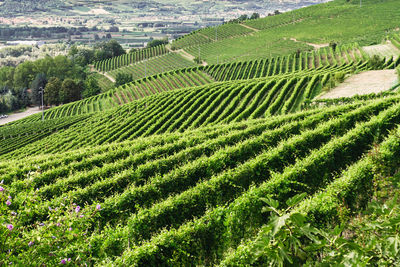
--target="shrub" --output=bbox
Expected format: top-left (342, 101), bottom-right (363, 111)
top-left (334, 71), bottom-right (345, 83)
top-left (368, 55), bottom-right (384, 69)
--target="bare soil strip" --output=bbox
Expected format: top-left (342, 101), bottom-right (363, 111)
top-left (318, 70), bottom-right (399, 99)
top-left (90, 65), bottom-right (116, 83)
top-left (239, 24), bottom-right (260, 32)
top-left (290, 37), bottom-right (329, 49)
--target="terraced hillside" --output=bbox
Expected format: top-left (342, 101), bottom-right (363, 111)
top-left (107, 52), bottom-right (197, 81)
top-left (21, 43), bottom-right (391, 121)
top-left (94, 45), bottom-right (168, 72)
top-left (170, 0), bottom-right (400, 64)
top-left (2, 92), bottom-right (400, 265)
top-left (2, 0), bottom-right (400, 266)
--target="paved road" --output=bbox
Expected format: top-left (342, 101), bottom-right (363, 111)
top-left (0, 107), bottom-right (43, 126)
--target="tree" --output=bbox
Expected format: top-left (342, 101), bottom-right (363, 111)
top-left (30, 73), bottom-right (47, 106)
top-left (0, 66), bottom-right (15, 88)
top-left (115, 73), bottom-right (132, 87)
top-left (44, 77), bottom-right (62, 106)
top-left (146, 38), bottom-right (168, 48)
top-left (60, 78), bottom-right (83, 103)
top-left (82, 76), bottom-right (101, 98)
top-left (13, 61), bottom-right (36, 90)
top-left (250, 13), bottom-right (260, 20)
top-left (94, 40), bottom-right (126, 61)
top-left (329, 41), bottom-right (338, 51)
top-left (238, 15), bottom-right (248, 21)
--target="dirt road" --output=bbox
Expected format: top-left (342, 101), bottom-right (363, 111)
top-left (318, 70), bottom-right (398, 99)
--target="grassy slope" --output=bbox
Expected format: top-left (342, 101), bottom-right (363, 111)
top-left (181, 0), bottom-right (400, 64)
top-left (2, 1), bottom-right (400, 265)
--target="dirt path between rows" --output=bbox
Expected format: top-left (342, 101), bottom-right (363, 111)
top-left (290, 38), bottom-right (329, 49)
top-left (318, 70), bottom-right (399, 99)
top-left (90, 65), bottom-right (116, 83)
top-left (102, 72), bottom-right (116, 83)
top-left (0, 107), bottom-right (43, 126)
top-left (239, 24), bottom-right (260, 32)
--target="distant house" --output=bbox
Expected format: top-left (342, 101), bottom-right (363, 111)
top-left (6, 40), bottom-right (46, 47)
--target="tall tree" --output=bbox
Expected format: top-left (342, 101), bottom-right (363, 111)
top-left (44, 77), bottom-right (62, 106)
top-left (30, 73), bottom-right (47, 106)
top-left (60, 78), bottom-right (83, 103)
top-left (82, 76), bottom-right (101, 98)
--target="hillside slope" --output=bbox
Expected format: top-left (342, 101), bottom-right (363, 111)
top-left (2, 0), bottom-right (400, 265)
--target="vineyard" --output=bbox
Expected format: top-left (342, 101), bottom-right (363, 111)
top-left (107, 52), bottom-right (197, 81)
top-left (170, 23), bottom-right (255, 50)
top-left (16, 42), bottom-right (392, 121)
top-left (390, 33), bottom-right (400, 50)
top-left (2, 0), bottom-right (400, 265)
top-left (169, 0), bottom-right (400, 64)
top-left (2, 93), bottom-right (400, 265)
top-left (93, 45), bottom-right (168, 72)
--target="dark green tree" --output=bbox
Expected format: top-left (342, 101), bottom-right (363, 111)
top-left (146, 38), bottom-right (168, 48)
top-left (30, 73), bottom-right (47, 106)
top-left (82, 76), bottom-right (101, 98)
top-left (44, 77), bottom-right (62, 106)
top-left (60, 78), bottom-right (83, 103)
top-left (250, 13), bottom-right (260, 20)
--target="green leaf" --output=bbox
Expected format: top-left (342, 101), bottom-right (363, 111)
top-left (260, 197), bottom-right (279, 209)
top-left (272, 214), bottom-right (290, 236)
top-left (290, 213), bottom-right (306, 226)
top-left (286, 193), bottom-right (307, 207)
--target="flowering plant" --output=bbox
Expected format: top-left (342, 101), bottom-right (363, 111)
top-left (0, 171), bottom-right (101, 265)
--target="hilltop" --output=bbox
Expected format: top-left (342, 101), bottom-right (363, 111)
top-left (1, 0), bottom-right (400, 265)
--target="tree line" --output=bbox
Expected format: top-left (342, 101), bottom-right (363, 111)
top-left (0, 40), bottom-right (126, 113)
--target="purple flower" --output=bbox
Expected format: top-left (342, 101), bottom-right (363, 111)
top-left (68, 227), bottom-right (72, 231)
top-left (79, 215), bottom-right (84, 218)
top-left (68, 258), bottom-right (71, 262)
top-left (39, 223), bottom-right (45, 226)
top-left (48, 206), bottom-right (52, 211)
top-left (96, 204), bottom-right (101, 210)
top-left (52, 236), bottom-right (56, 239)
top-left (28, 241), bottom-right (34, 247)
top-left (6, 200), bottom-right (11, 206)
top-left (7, 224), bottom-right (13, 231)
top-left (0, 186), bottom-right (4, 192)
top-left (75, 206), bottom-right (80, 213)
top-left (7, 196), bottom-right (11, 199)
top-left (11, 211), bottom-right (17, 216)
top-left (56, 222), bottom-right (61, 227)
top-left (60, 259), bottom-right (66, 265)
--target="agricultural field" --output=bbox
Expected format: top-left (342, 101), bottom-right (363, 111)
top-left (172, 0), bottom-right (400, 64)
top-left (2, 0), bottom-right (400, 266)
top-left (21, 42), bottom-right (380, 120)
top-left (107, 52), bottom-right (197, 81)
top-left (94, 45), bottom-right (168, 72)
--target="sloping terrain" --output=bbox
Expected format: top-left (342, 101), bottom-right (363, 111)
top-left (2, 0), bottom-right (400, 266)
top-left (319, 70), bottom-right (399, 99)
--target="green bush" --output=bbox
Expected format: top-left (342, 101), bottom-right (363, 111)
top-left (334, 71), bottom-right (345, 83)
